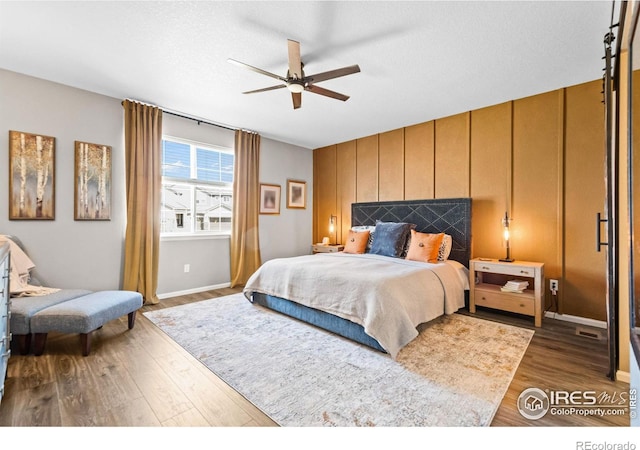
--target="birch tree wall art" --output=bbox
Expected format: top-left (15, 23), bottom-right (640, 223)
top-left (74, 141), bottom-right (111, 220)
top-left (9, 130), bottom-right (55, 220)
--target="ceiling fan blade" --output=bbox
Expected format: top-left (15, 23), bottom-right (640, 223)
top-left (306, 65), bottom-right (360, 84)
top-left (287, 39), bottom-right (302, 80)
top-left (242, 84), bottom-right (287, 94)
top-left (227, 58), bottom-right (287, 83)
top-left (292, 92), bottom-right (302, 109)
top-left (306, 84), bottom-right (350, 102)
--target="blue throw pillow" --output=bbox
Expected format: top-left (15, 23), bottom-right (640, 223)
top-left (369, 221), bottom-right (415, 258)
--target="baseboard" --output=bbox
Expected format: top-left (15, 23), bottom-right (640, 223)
top-left (544, 311), bottom-right (607, 329)
top-left (543, 313), bottom-right (631, 384)
top-left (616, 370), bottom-right (631, 383)
top-left (157, 282), bottom-right (231, 300)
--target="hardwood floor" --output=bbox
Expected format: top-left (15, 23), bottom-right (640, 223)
top-left (459, 308), bottom-right (630, 427)
top-left (0, 287), bottom-right (630, 427)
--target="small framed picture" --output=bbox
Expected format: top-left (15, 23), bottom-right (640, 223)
top-left (259, 183), bottom-right (281, 214)
top-left (74, 141), bottom-right (112, 220)
top-left (9, 130), bottom-right (56, 220)
top-left (286, 179), bottom-right (306, 209)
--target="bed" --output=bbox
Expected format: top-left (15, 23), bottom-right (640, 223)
top-left (243, 198), bottom-right (472, 358)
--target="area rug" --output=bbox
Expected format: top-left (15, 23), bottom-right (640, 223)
top-left (144, 293), bottom-right (534, 427)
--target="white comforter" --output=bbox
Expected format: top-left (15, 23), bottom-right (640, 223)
top-left (243, 252), bottom-right (469, 358)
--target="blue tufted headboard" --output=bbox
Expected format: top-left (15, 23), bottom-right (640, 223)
top-left (351, 198), bottom-right (472, 267)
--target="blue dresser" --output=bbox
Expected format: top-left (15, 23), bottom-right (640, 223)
top-left (0, 242), bottom-right (10, 404)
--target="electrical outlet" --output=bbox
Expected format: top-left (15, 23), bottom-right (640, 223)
top-left (184, 264), bottom-right (190, 273)
top-left (549, 279), bottom-right (558, 292)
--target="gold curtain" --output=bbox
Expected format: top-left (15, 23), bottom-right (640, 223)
top-left (230, 130), bottom-right (262, 287)
top-left (122, 100), bottom-right (163, 304)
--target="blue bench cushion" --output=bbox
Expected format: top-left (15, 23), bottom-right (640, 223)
top-left (31, 290), bottom-right (143, 334)
top-left (10, 289), bottom-right (93, 334)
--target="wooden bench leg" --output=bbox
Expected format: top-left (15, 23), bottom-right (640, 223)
top-left (80, 333), bottom-right (92, 357)
top-left (16, 334), bottom-right (32, 355)
top-left (128, 310), bottom-right (137, 330)
top-left (33, 333), bottom-right (47, 356)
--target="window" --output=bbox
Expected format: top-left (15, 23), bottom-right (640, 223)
top-left (161, 137), bottom-right (234, 235)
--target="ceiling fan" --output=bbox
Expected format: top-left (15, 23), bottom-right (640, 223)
top-left (228, 39), bottom-right (360, 110)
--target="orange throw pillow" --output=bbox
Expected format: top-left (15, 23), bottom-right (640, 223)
top-left (405, 230), bottom-right (444, 263)
top-left (343, 230), bottom-right (370, 254)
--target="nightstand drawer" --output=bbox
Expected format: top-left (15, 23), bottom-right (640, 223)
top-left (474, 289), bottom-right (535, 316)
top-left (473, 262), bottom-right (536, 277)
top-left (312, 244), bottom-right (344, 253)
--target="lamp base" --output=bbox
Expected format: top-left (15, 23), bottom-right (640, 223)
top-left (499, 257), bottom-right (514, 263)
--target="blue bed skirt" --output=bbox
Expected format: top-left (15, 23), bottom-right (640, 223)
top-left (250, 292), bottom-right (386, 353)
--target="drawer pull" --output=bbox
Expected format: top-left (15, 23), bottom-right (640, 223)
top-left (482, 266), bottom-right (491, 270)
top-left (520, 270), bottom-right (531, 275)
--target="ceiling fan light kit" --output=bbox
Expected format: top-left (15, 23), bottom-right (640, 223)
top-left (287, 81), bottom-right (305, 93)
top-left (229, 39), bottom-right (360, 109)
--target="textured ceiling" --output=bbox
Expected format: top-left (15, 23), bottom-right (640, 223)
top-left (0, 1), bottom-right (615, 149)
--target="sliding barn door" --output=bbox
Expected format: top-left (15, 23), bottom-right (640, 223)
top-left (602, 31), bottom-right (619, 381)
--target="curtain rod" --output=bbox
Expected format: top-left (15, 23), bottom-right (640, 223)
top-left (122, 98), bottom-right (257, 134)
top-left (163, 109), bottom-right (237, 132)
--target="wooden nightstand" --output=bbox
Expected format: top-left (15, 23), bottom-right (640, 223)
top-left (469, 258), bottom-right (544, 327)
top-left (312, 244), bottom-right (344, 254)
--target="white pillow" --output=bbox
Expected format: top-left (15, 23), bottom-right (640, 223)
top-left (438, 234), bottom-right (452, 261)
top-left (351, 225), bottom-right (376, 232)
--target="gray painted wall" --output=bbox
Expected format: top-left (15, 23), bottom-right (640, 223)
top-left (158, 114), bottom-right (313, 296)
top-left (0, 69), bottom-right (125, 290)
top-left (0, 69), bottom-right (313, 296)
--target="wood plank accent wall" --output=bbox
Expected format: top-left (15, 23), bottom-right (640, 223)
top-left (470, 102), bottom-right (512, 261)
top-left (404, 122), bottom-right (435, 199)
top-left (356, 135), bottom-right (379, 202)
top-left (435, 112), bottom-right (471, 198)
top-left (512, 90), bottom-right (563, 307)
top-left (564, 81), bottom-right (606, 319)
top-left (378, 129), bottom-right (405, 201)
top-left (336, 140), bottom-right (357, 245)
top-left (313, 145), bottom-right (336, 245)
top-left (313, 79), bottom-right (607, 321)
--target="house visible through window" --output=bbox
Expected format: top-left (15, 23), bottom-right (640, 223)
top-left (161, 137), bottom-right (234, 234)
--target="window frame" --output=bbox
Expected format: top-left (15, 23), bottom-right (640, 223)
top-left (160, 135), bottom-right (234, 237)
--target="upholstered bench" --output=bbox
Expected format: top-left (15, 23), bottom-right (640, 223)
top-left (11, 289), bottom-right (93, 354)
top-left (30, 290), bottom-right (143, 356)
